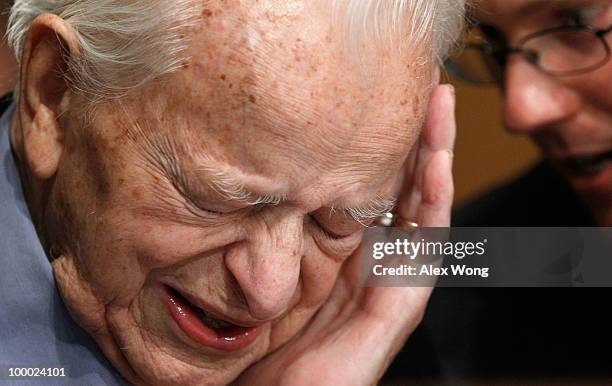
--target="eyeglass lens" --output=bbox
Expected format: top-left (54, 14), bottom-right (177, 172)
top-left (447, 27), bottom-right (610, 84)
top-left (523, 29), bottom-right (609, 75)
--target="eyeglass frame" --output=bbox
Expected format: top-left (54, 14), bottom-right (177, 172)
top-left (458, 23), bottom-right (612, 83)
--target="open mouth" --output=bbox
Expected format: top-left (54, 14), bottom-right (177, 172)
top-left (558, 150), bottom-right (612, 176)
top-left (159, 284), bottom-right (263, 352)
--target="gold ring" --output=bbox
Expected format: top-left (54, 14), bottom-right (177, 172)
top-left (394, 216), bottom-right (419, 229)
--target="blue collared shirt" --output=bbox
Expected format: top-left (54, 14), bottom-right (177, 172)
top-left (0, 102), bottom-right (125, 385)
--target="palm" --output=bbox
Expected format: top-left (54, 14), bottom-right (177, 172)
top-left (236, 84), bottom-right (456, 386)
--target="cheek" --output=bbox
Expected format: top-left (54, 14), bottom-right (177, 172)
top-left (68, 212), bottom-right (149, 306)
top-left (48, 142), bottom-right (163, 306)
top-left (266, 238), bottom-right (347, 350)
top-left (299, 234), bottom-right (356, 305)
top-left (575, 61), bottom-right (612, 111)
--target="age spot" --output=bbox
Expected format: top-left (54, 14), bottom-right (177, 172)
top-left (131, 187), bottom-right (144, 200)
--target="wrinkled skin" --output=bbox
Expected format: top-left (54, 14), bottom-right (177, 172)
top-left (476, 1), bottom-right (612, 225)
top-left (10, 1), bottom-right (447, 385)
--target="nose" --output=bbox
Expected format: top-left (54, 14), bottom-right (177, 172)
top-left (224, 210), bottom-right (303, 321)
top-left (503, 57), bottom-right (581, 134)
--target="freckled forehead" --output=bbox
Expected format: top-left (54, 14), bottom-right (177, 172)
top-left (159, 0), bottom-right (431, 191)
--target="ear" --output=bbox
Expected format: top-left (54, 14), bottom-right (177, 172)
top-left (18, 14), bottom-right (80, 179)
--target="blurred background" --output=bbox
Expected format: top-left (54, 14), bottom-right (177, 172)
top-left (450, 77), bottom-right (540, 205)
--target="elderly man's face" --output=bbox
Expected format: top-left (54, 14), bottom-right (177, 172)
top-left (45, 1), bottom-right (430, 384)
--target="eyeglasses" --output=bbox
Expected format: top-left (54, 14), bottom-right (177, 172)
top-left (446, 24), bottom-right (612, 84)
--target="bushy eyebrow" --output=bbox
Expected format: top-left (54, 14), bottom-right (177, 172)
top-left (340, 195), bottom-right (397, 225)
top-left (195, 162), bottom-right (397, 222)
top-left (195, 162), bottom-right (396, 220)
top-left (196, 164), bottom-right (286, 206)
top-left (129, 120), bottom-right (284, 208)
top-left (137, 125), bottom-right (395, 217)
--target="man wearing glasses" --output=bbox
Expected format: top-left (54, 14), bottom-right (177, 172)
top-left (387, 2), bottom-right (612, 383)
top-left (450, 2), bottom-right (612, 228)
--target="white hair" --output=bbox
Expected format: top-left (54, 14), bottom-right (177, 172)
top-left (334, 0), bottom-right (465, 63)
top-left (7, 0), bottom-right (200, 102)
top-left (7, 0), bottom-right (465, 103)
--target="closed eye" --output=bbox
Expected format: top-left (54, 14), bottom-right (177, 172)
top-left (307, 211), bottom-right (367, 240)
top-left (308, 214), bottom-right (351, 240)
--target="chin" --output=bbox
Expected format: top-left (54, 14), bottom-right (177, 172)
top-left (92, 286), bottom-right (272, 386)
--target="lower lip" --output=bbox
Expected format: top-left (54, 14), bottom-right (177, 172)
top-left (567, 160), bottom-right (612, 194)
top-left (158, 285), bottom-right (262, 352)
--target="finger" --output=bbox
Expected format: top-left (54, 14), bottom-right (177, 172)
top-left (417, 83), bottom-right (456, 227)
top-left (418, 149), bottom-right (454, 227)
top-left (397, 84), bottom-right (456, 221)
top-left (414, 84), bottom-right (456, 194)
top-left (421, 84), bottom-right (456, 153)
